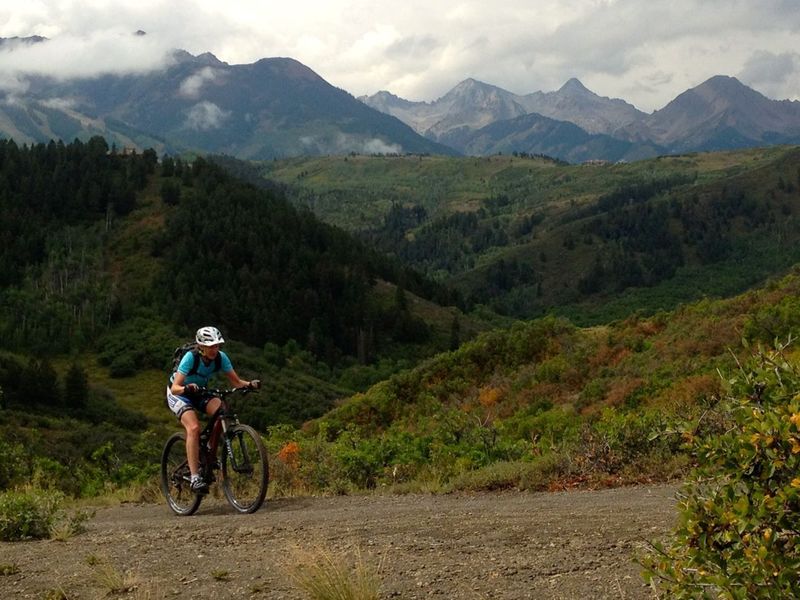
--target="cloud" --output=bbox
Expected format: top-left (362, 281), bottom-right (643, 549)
top-left (0, 72), bottom-right (30, 100)
top-left (360, 137), bottom-right (403, 155)
top-left (179, 66), bottom-right (223, 98)
top-left (738, 50), bottom-right (800, 100)
top-left (39, 97), bottom-right (77, 110)
top-left (184, 101), bottom-right (230, 130)
top-left (0, 29), bottom-right (173, 87)
top-left (300, 133), bottom-right (403, 155)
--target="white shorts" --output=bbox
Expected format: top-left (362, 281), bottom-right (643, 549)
top-left (166, 386), bottom-right (203, 420)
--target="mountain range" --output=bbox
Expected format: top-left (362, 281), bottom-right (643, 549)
top-left (2, 35), bottom-right (800, 162)
top-left (0, 36), bottom-right (453, 158)
top-left (361, 75), bottom-right (800, 161)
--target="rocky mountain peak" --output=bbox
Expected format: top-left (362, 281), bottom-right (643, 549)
top-left (444, 78), bottom-right (503, 100)
top-left (359, 90), bottom-right (421, 111)
top-left (693, 75), bottom-right (764, 105)
top-left (558, 78), bottom-right (592, 96)
top-left (631, 74), bottom-right (800, 149)
top-left (195, 51), bottom-right (224, 66)
top-left (662, 75), bottom-right (770, 117)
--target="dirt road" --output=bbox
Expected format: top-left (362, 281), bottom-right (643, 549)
top-left (1, 484), bottom-right (678, 599)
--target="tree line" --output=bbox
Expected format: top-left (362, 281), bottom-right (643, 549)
top-left (0, 137), bottom-right (460, 366)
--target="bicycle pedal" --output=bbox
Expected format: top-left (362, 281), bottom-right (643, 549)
top-left (190, 480), bottom-right (210, 494)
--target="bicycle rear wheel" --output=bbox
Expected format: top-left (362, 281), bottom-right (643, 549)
top-left (221, 424), bottom-right (269, 513)
top-left (160, 432), bottom-right (203, 516)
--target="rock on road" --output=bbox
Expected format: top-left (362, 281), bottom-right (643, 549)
top-left (1, 484), bottom-right (678, 599)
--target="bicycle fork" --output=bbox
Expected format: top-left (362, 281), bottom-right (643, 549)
top-left (222, 421), bottom-right (254, 475)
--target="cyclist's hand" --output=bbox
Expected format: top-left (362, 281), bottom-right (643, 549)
top-left (184, 383), bottom-right (199, 396)
top-left (249, 379), bottom-right (261, 390)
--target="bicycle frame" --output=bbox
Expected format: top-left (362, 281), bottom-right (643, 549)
top-left (200, 404), bottom-right (254, 475)
top-left (200, 404), bottom-right (228, 463)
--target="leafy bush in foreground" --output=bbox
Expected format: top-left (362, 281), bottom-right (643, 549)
top-left (0, 488), bottom-right (64, 541)
top-left (645, 342), bottom-right (800, 599)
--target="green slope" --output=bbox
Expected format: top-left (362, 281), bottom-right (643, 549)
top-left (271, 267), bottom-right (800, 493)
top-left (0, 145), bottom-right (486, 423)
top-left (262, 146), bottom-right (800, 324)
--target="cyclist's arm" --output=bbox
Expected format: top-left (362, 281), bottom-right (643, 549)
top-left (171, 371), bottom-right (192, 396)
top-left (224, 369), bottom-right (252, 389)
top-left (220, 352), bottom-right (259, 389)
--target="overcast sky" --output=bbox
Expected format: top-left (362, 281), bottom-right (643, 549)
top-left (1, 0), bottom-right (798, 113)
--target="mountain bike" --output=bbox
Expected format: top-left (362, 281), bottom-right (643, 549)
top-left (160, 387), bottom-right (269, 516)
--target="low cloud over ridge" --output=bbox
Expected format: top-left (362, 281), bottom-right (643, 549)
top-left (184, 101), bottom-right (230, 130)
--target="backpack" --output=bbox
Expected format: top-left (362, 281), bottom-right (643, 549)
top-left (171, 342), bottom-right (222, 377)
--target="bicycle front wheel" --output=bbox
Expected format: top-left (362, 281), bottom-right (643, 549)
top-left (160, 432), bottom-right (202, 516)
top-left (221, 424), bottom-right (269, 513)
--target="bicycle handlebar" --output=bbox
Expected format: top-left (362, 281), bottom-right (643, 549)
top-left (197, 386), bottom-right (258, 398)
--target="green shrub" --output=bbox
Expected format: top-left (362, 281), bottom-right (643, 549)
top-left (582, 408), bottom-right (681, 475)
top-left (644, 343), bottom-right (800, 598)
top-left (0, 440), bottom-right (28, 490)
top-left (446, 454), bottom-right (568, 492)
top-left (500, 406), bottom-right (581, 452)
top-left (97, 318), bottom-right (177, 374)
top-left (292, 424), bottom-right (353, 495)
top-left (743, 296), bottom-right (800, 345)
top-left (0, 488), bottom-right (64, 541)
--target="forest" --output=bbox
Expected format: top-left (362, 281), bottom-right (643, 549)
top-left (0, 138), bottom-right (463, 361)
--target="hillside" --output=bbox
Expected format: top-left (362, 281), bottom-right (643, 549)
top-left (266, 266), bottom-right (800, 495)
top-left (0, 138), bottom-right (483, 498)
top-left (261, 146), bottom-right (800, 324)
top-left (0, 137), bottom-right (471, 360)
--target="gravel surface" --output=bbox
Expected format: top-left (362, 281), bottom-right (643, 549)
top-left (0, 484), bottom-right (678, 599)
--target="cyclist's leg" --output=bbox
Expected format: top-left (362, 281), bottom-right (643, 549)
top-left (167, 388), bottom-right (202, 475)
top-left (204, 396), bottom-right (222, 417)
top-left (180, 409), bottom-right (202, 477)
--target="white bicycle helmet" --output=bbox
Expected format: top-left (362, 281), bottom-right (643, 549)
top-left (195, 325), bottom-right (225, 346)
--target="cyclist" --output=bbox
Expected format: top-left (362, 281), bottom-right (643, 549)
top-left (167, 325), bottom-right (260, 493)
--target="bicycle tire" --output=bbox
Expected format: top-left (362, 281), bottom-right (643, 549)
top-left (160, 432), bottom-right (203, 516)
top-left (221, 424), bottom-right (269, 513)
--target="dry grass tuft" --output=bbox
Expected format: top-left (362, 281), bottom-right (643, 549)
top-left (285, 543), bottom-right (381, 600)
top-left (91, 558), bottom-right (142, 595)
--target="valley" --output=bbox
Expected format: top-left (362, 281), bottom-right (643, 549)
top-left (262, 146), bottom-right (800, 323)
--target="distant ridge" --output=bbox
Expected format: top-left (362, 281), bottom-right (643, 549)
top-left (618, 75), bottom-right (800, 151)
top-left (361, 75), bottom-right (800, 161)
top-left (0, 48), bottom-right (457, 159)
top-left (0, 35), bottom-right (47, 46)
